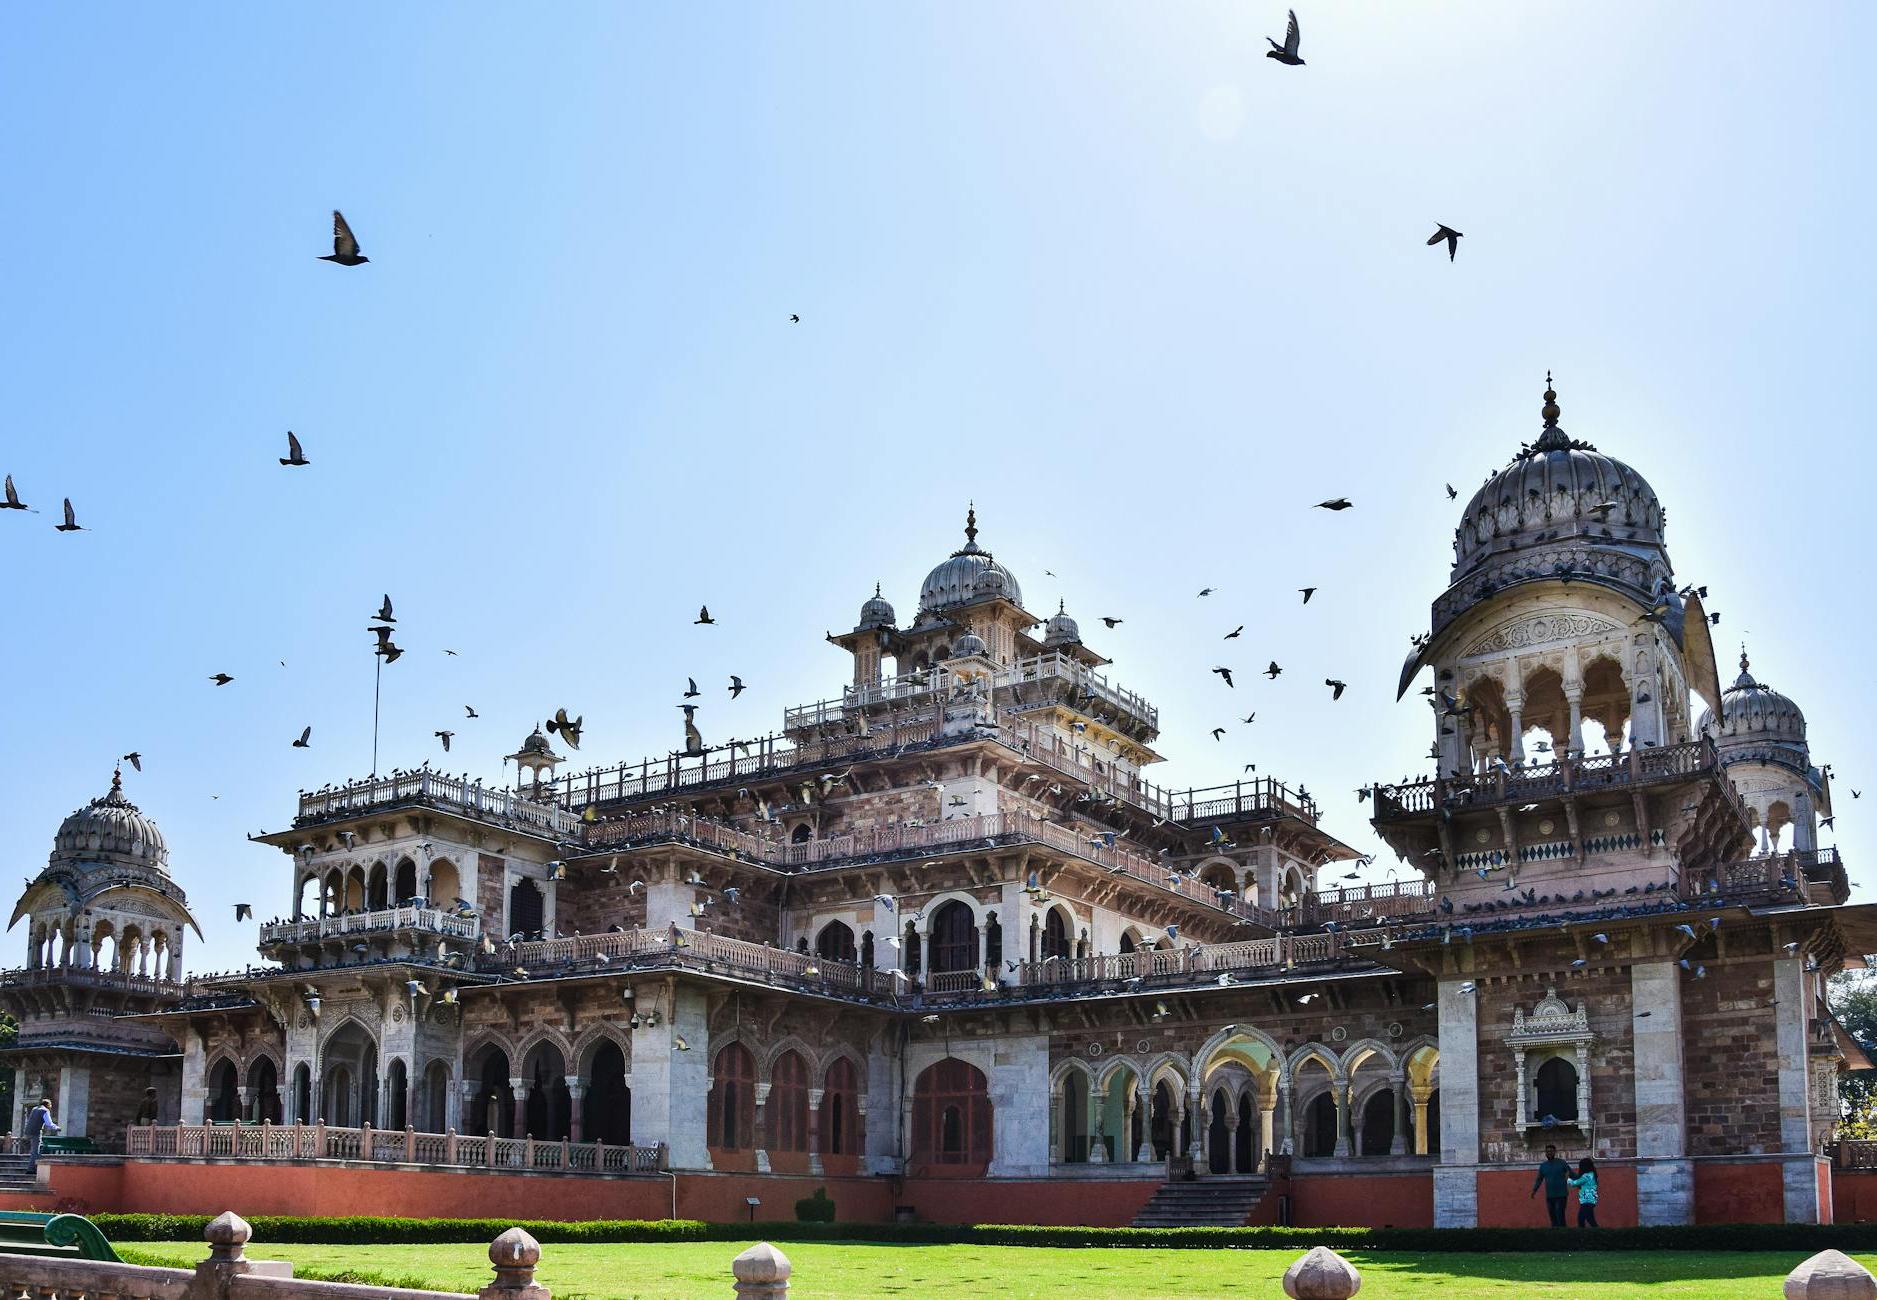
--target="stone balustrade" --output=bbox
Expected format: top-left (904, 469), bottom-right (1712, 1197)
top-left (127, 1121), bottom-right (666, 1176)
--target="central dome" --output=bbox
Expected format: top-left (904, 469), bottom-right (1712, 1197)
top-left (918, 507), bottom-right (1022, 614)
top-left (1452, 380), bottom-right (1665, 581)
top-left (51, 770), bottom-right (169, 875)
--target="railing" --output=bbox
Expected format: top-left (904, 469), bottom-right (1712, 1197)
top-left (1830, 1140), bottom-right (1877, 1170)
top-left (499, 925), bottom-right (903, 999)
top-left (782, 651), bottom-right (1160, 734)
top-left (295, 769), bottom-right (581, 836)
top-left (0, 965), bottom-right (188, 996)
top-left (1693, 847), bottom-right (1844, 905)
top-left (259, 905), bottom-right (483, 947)
top-left (1374, 739), bottom-right (1724, 821)
top-left (1284, 879), bottom-right (1437, 925)
top-left (126, 1122), bottom-right (666, 1176)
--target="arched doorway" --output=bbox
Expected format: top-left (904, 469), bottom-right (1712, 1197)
top-left (1149, 1079), bottom-right (1190, 1158)
top-left (824, 1058), bottom-right (859, 1157)
top-left (1060, 1071), bottom-right (1090, 1164)
top-left (320, 1021), bottom-right (378, 1127)
top-left (208, 1059), bottom-right (239, 1123)
top-left (1041, 909), bottom-right (1070, 962)
top-left (422, 1060), bottom-right (451, 1133)
top-left (468, 1045), bottom-right (513, 1137)
top-left (769, 1051), bottom-right (809, 1154)
top-left (709, 1043), bottom-right (755, 1150)
top-left (292, 1063), bottom-right (312, 1124)
top-left (508, 879), bottom-right (544, 938)
top-left (395, 858), bottom-right (418, 903)
top-left (428, 858), bottom-right (462, 907)
top-left (815, 922), bottom-right (857, 963)
top-left (1207, 1091), bottom-right (1230, 1173)
top-left (1235, 1092), bottom-right (1255, 1172)
top-left (249, 1058), bottom-right (282, 1124)
top-left (584, 1041), bottom-right (631, 1144)
top-left (911, 1059), bottom-right (991, 1167)
top-left (383, 1058), bottom-right (409, 1130)
top-left (1302, 1093), bottom-right (1338, 1157)
top-left (1360, 1089), bottom-right (1395, 1155)
top-left (522, 1041), bottom-right (571, 1140)
top-left (928, 902), bottom-right (977, 974)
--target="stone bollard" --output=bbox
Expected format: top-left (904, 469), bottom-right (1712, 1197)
top-left (192, 1211), bottom-right (293, 1292)
top-left (1785, 1250), bottom-right (1877, 1300)
top-left (732, 1242), bottom-right (792, 1299)
top-left (1282, 1245), bottom-right (1362, 1300)
top-left (480, 1226), bottom-right (550, 1300)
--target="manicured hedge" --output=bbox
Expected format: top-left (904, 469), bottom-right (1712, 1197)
top-left (88, 1214), bottom-right (1877, 1253)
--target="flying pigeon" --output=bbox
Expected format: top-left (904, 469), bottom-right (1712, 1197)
top-left (1428, 224), bottom-right (1463, 261)
top-left (318, 210), bottom-right (369, 266)
top-left (1314, 498), bottom-right (1352, 511)
top-left (279, 431), bottom-right (309, 466)
top-left (0, 475), bottom-right (27, 510)
top-left (1265, 8), bottom-right (1304, 64)
top-left (292, 726), bottom-right (312, 748)
top-left (55, 498), bottom-right (84, 532)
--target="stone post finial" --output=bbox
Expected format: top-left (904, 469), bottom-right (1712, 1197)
top-left (733, 1242), bottom-right (792, 1298)
top-left (480, 1226), bottom-right (549, 1299)
top-left (203, 1211), bottom-right (251, 1264)
top-left (1282, 1245), bottom-right (1362, 1299)
top-left (1784, 1249), bottom-right (1877, 1300)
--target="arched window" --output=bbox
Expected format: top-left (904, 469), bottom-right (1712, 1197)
top-left (585, 1041), bottom-right (631, 1145)
top-left (1207, 1091), bottom-right (1230, 1173)
top-left (1041, 910), bottom-right (1070, 961)
top-left (824, 1058), bottom-right (859, 1156)
top-left (928, 902), bottom-right (977, 973)
top-left (422, 1060), bottom-right (452, 1133)
top-left (860, 931), bottom-right (875, 969)
top-left (469, 1046), bottom-right (513, 1137)
top-left (208, 1060), bottom-right (240, 1123)
top-left (904, 922), bottom-right (922, 975)
top-left (428, 858), bottom-right (462, 908)
top-left (394, 858), bottom-right (418, 903)
top-left (1302, 1092), bottom-right (1338, 1157)
top-left (815, 922), bottom-right (857, 963)
top-left (367, 863), bottom-right (389, 911)
top-left (249, 1058), bottom-right (282, 1124)
top-left (1118, 931), bottom-right (1137, 955)
top-left (292, 1063), bottom-right (312, 1124)
top-left (384, 1058), bottom-right (409, 1130)
top-left (769, 1051), bottom-right (809, 1152)
top-left (508, 878), bottom-right (544, 938)
top-left (710, 1043), bottom-right (756, 1150)
top-left (1534, 1056), bottom-right (1579, 1123)
top-left (1361, 1089), bottom-right (1395, 1155)
top-left (791, 823), bottom-right (813, 845)
top-left (911, 1059), bottom-right (991, 1166)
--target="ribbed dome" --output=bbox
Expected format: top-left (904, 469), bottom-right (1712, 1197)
top-left (1041, 600), bottom-right (1082, 648)
top-left (918, 507), bottom-right (1022, 614)
top-left (857, 584), bottom-right (896, 630)
top-left (1452, 381), bottom-right (1665, 581)
top-left (950, 631), bottom-right (989, 658)
top-left (1701, 651), bottom-right (1806, 749)
top-left (519, 726), bottom-right (553, 756)
top-left (51, 771), bottom-right (169, 875)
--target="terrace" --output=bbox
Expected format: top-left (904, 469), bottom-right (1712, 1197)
top-left (292, 769), bottom-right (582, 837)
top-left (1371, 738), bottom-right (1741, 824)
top-left (782, 651), bottom-right (1160, 735)
top-left (258, 904), bottom-right (483, 948)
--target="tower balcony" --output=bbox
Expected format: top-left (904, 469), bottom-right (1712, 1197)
top-left (291, 770), bottom-right (582, 838)
top-left (1371, 738), bottom-right (1732, 825)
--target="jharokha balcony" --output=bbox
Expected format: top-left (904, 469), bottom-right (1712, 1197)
top-left (258, 903), bottom-right (483, 949)
top-left (126, 1121), bottom-right (667, 1176)
top-left (1371, 737), bottom-right (1737, 823)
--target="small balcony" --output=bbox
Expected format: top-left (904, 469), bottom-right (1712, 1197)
top-left (1372, 738), bottom-right (1738, 823)
top-left (294, 770), bottom-right (582, 837)
top-left (259, 904), bottom-right (482, 949)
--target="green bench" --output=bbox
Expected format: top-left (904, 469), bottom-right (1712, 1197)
top-left (0, 1210), bottom-right (122, 1261)
top-left (37, 1136), bottom-right (100, 1155)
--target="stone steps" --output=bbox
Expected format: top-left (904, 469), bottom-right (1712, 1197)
top-left (1131, 1177), bottom-right (1270, 1227)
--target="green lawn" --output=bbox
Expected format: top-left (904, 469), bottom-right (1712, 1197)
top-left (114, 1241), bottom-right (1877, 1299)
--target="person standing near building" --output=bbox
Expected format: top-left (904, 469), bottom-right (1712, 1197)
top-left (23, 1097), bottom-right (60, 1165)
top-left (133, 1087), bottom-right (160, 1127)
top-left (1567, 1157), bottom-right (1599, 1228)
top-left (1529, 1143), bottom-right (1571, 1227)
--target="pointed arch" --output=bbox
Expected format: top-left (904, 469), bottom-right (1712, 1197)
top-left (1193, 1025), bottom-right (1284, 1082)
top-left (1340, 1038), bottom-right (1399, 1076)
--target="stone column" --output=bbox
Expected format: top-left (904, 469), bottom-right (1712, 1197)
top-left (988, 1034), bottom-right (1051, 1177)
top-left (1507, 693), bottom-right (1526, 765)
top-left (1127, 1090), bottom-right (1147, 1162)
top-left (57, 1064), bottom-right (93, 1138)
top-left (753, 1081), bottom-right (772, 1173)
top-left (1410, 1086), bottom-right (1432, 1156)
top-left (807, 1088), bottom-right (824, 1175)
top-left (1089, 1088), bottom-right (1108, 1163)
top-left (1224, 1110), bottom-right (1241, 1173)
top-left (1273, 1074), bottom-right (1291, 1156)
top-left (565, 1078), bottom-right (586, 1144)
top-left (1049, 1086), bottom-right (1064, 1163)
top-left (1259, 1090), bottom-right (1276, 1162)
top-left (168, 941), bottom-right (183, 982)
top-left (1332, 1079), bottom-right (1352, 1157)
top-left (977, 922), bottom-right (989, 975)
top-left (1775, 956), bottom-right (1824, 1222)
top-left (1564, 686), bottom-right (1585, 757)
top-left (1391, 1076), bottom-right (1410, 1155)
top-left (457, 1079), bottom-right (479, 1134)
top-left (1632, 959), bottom-right (1692, 1225)
top-left (237, 1086), bottom-right (254, 1124)
top-left (509, 1079), bottom-right (530, 1138)
top-left (1434, 975), bottom-right (1480, 1226)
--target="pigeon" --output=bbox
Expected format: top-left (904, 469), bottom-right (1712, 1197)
top-left (1445, 483), bottom-right (1457, 500)
top-left (435, 731), bottom-right (454, 751)
top-left (1265, 662), bottom-right (1282, 679)
top-left (234, 904), bottom-right (253, 922)
top-left (1314, 498), bottom-right (1353, 511)
top-left (1428, 225), bottom-right (1463, 261)
top-left (789, 314), bottom-right (800, 324)
top-left (729, 675), bottom-right (746, 699)
top-left (1213, 666), bottom-right (1235, 688)
top-left (1266, 8), bottom-right (1304, 64)
top-left (318, 210), bottom-right (369, 266)
top-left (1299, 588), bottom-right (1316, 604)
top-left (547, 708), bottom-right (583, 749)
top-left (373, 595), bottom-right (396, 624)
top-left (0, 475), bottom-right (26, 510)
top-left (1326, 679), bottom-right (1347, 700)
top-left (55, 498), bottom-right (84, 532)
top-left (279, 431), bottom-right (309, 466)
top-left (1197, 587), bottom-right (1215, 597)
top-left (1212, 728), bottom-right (1227, 741)
top-left (684, 677), bottom-right (701, 699)
top-left (1101, 617), bottom-right (1123, 628)
top-left (292, 726), bottom-right (312, 748)
top-left (1224, 625), bottom-right (1244, 639)
top-left (695, 605), bottom-right (715, 625)
top-left (465, 705), bottom-right (479, 718)
top-left (121, 751), bottom-right (142, 772)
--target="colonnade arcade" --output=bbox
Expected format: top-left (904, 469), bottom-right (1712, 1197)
top-left (26, 913), bottom-right (183, 980)
top-left (296, 855), bottom-right (464, 918)
top-left (1050, 1033), bottom-right (1439, 1172)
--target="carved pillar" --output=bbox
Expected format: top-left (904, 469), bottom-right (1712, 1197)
top-left (1332, 1078), bottom-right (1351, 1157)
top-left (1223, 1109), bottom-right (1241, 1173)
top-left (1564, 687), bottom-right (1585, 757)
top-left (977, 922), bottom-right (989, 974)
top-left (509, 1079), bottom-right (530, 1138)
top-left (1514, 1054), bottom-right (1529, 1130)
top-left (1088, 1088), bottom-right (1108, 1163)
top-left (807, 1088), bottom-right (824, 1176)
top-left (1126, 1089), bottom-right (1147, 1162)
top-left (1186, 1086), bottom-right (1202, 1165)
top-left (565, 1078), bottom-right (586, 1144)
top-left (753, 1081), bottom-right (772, 1173)
top-left (1274, 1073), bottom-right (1292, 1156)
top-left (1049, 1086), bottom-right (1064, 1163)
top-left (1391, 1076), bottom-right (1409, 1155)
top-left (1259, 1089), bottom-right (1276, 1163)
top-left (1410, 1086), bottom-right (1432, 1156)
top-left (1507, 692), bottom-right (1527, 765)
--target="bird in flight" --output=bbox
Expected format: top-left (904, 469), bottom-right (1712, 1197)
top-left (1299, 587), bottom-right (1316, 604)
top-left (464, 705), bottom-right (478, 718)
top-left (1315, 498), bottom-right (1353, 511)
top-left (55, 498), bottom-right (84, 532)
top-left (1212, 666), bottom-right (1235, 688)
top-left (1445, 483), bottom-right (1458, 500)
top-left (1326, 679), bottom-right (1348, 700)
top-left (684, 677), bottom-right (701, 699)
top-left (318, 210), bottom-right (369, 266)
top-left (1197, 587), bottom-right (1214, 597)
top-left (1266, 8), bottom-right (1304, 64)
top-left (1428, 224), bottom-right (1463, 261)
top-left (695, 605), bottom-right (715, 625)
top-left (372, 595), bottom-right (395, 624)
top-left (1241, 713), bottom-right (1256, 724)
top-left (1101, 617), bottom-right (1123, 628)
top-left (729, 675), bottom-right (746, 699)
top-left (547, 709), bottom-right (583, 749)
top-left (234, 904), bottom-right (253, 922)
top-left (1265, 661), bottom-right (1282, 679)
top-left (1211, 727), bottom-right (1227, 741)
top-left (1224, 625), bottom-right (1243, 639)
top-left (1, 475), bottom-right (28, 510)
top-left (292, 726), bottom-right (312, 748)
top-left (279, 431), bottom-right (309, 467)
top-left (435, 731), bottom-right (454, 752)
top-left (121, 752), bottom-right (143, 772)
top-left (209, 673), bottom-right (234, 686)
top-left (789, 314), bottom-right (800, 324)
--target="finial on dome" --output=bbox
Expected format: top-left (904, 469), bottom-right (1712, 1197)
top-left (111, 766), bottom-right (123, 791)
top-left (1740, 643), bottom-right (1750, 676)
top-left (1058, 599), bottom-right (1066, 614)
top-left (874, 582), bottom-right (882, 597)
top-left (964, 502), bottom-right (978, 547)
top-left (1542, 371), bottom-right (1561, 426)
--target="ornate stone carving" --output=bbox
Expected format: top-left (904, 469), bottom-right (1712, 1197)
top-left (1463, 613), bottom-right (1622, 658)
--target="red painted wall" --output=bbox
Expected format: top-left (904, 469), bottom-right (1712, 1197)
top-left (902, 1178), bottom-right (1159, 1227)
top-left (1693, 1161), bottom-right (1785, 1225)
top-left (1834, 1172), bottom-right (1877, 1223)
top-left (1475, 1164), bottom-right (1638, 1228)
top-left (1265, 1173), bottom-right (1433, 1229)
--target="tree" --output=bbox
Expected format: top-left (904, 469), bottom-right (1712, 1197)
top-left (1829, 971), bottom-right (1877, 1139)
top-left (0, 1011), bottom-right (15, 1134)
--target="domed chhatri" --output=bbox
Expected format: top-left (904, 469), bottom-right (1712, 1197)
top-left (949, 630), bottom-right (989, 658)
top-left (51, 768), bottom-right (170, 875)
top-left (1702, 648), bottom-right (1808, 748)
top-left (518, 725), bottom-right (555, 757)
top-left (918, 505), bottom-right (1022, 615)
top-left (857, 583), bottom-right (896, 631)
top-left (1452, 375), bottom-right (1667, 582)
top-left (1041, 600), bottom-right (1082, 649)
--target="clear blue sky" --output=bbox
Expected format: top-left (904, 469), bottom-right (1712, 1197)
top-left (4, 3), bottom-right (1871, 973)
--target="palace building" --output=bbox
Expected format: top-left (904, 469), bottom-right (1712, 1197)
top-left (4, 381), bottom-right (1872, 1228)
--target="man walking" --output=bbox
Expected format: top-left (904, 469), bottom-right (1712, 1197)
top-left (23, 1097), bottom-right (60, 1167)
top-left (1530, 1143), bottom-right (1571, 1227)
